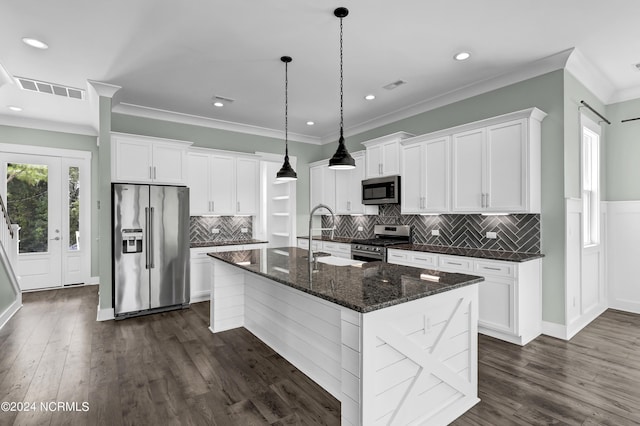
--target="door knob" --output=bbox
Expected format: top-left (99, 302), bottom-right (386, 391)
top-left (50, 236), bottom-right (61, 241)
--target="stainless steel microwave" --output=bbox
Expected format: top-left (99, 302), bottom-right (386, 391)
top-left (362, 175), bottom-right (400, 205)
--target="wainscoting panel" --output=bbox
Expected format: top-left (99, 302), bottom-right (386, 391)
top-left (607, 201), bottom-right (640, 314)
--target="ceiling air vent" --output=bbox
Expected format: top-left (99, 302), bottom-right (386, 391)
top-left (16, 77), bottom-right (85, 100)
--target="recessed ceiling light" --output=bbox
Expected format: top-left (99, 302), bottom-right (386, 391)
top-left (213, 102), bottom-right (224, 107)
top-left (365, 94), bottom-right (376, 100)
top-left (454, 52), bottom-right (471, 61)
top-left (22, 37), bottom-right (48, 50)
top-left (7, 105), bottom-right (22, 112)
top-left (306, 121), bottom-right (315, 126)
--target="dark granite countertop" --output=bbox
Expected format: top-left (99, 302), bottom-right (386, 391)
top-left (297, 236), bottom-right (357, 244)
top-left (208, 247), bottom-right (483, 313)
top-left (190, 239), bottom-right (268, 248)
top-left (389, 244), bottom-right (544, 262)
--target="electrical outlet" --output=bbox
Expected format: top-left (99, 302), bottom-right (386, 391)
top-left (241, 227), bottom-right (248, 233)
top-left (210, 228), bottom-right (220, 234)
top-left (357, 226), bottom-right (364, 232)
top-left (486, 231), bottom-right (497, 239)
top-left (431, 229), bottom-right (440, 237)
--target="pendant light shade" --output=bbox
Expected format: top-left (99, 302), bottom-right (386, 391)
top-left (328, 7), bottom-right (355, 170)
top-left (276, 56), bottom-right (298, 181)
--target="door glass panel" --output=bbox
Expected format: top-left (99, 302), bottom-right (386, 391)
top-left (68, 166), bottom-right (80, 251)
top-left (6, 163), bottom-right (49, 253)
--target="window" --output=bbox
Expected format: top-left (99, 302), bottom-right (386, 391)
top-left (581, 115), bottom-right (600, 247)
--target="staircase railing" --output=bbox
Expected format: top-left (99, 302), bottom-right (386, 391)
top-left (0, 194), bottom-right (20, 290)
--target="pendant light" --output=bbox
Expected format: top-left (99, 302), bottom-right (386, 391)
top-left (276, 55), bottom-right (298, 181)
top-left (328, 7), bottom-right (356, 170)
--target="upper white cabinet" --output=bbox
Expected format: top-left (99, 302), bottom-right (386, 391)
top-left (451, 109), bottom-right (546, 213)
top-left (111, 133), bottom-right (191, 184)
top-left (187, 149), bottom-right (259, 216)
top-left (335, 151), bottom-right (378, 215)
top-left (309, 161), bottom-right (336, 214)
top-left (401, 135), bottom-right (450, 214)
top-left (362, 132), bottom-right (414, 178)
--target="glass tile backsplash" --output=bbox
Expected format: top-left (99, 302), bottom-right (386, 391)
top-left (190, 216), bottom-right (253, 243)
top-left (321, 204), bottom-right (540, 253)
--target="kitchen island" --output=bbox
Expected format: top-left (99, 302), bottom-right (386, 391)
top-left (208, 247), bottom-right (483, 425)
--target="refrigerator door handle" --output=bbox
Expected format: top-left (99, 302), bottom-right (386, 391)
top-left (149, 207), bottom-right (155, 269)
top-left (145, 207), bottom-right (150, 269)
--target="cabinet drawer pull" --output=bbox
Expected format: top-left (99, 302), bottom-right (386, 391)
top-left (448, 261), bottom-right (462, 266)
top-left (415, 257), bottom-right (429, 261)
top-left (390, 254), bottom-right (404, 258)
top-left (483, 266), bottom-right (502, 271)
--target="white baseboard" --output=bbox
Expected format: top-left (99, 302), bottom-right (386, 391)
top-left (541, 320), bottom-right (568, 340)
top-left (96, 306), bottom-right (114, 321)
top-left (87, 276), bottom-right (100, 285)
top-left (609, 299), bottom-right (640, 315)
top-left (190, 291), bottom-right (210, 303)
top-left (0, 293), bottom-right (22, 330)
top-left (566, 303), bottom-right (608, 340)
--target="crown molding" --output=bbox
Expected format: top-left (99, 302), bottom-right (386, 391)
top-left (0, 114), bottom-right (98, 136)
top-left (608, 86), bottom-right (640, 105)
top-left (112, 102), bottom-right (323, 146)
top-left (87, 80), bottom-right (122, 98)
top-left (0, 63), bottom-right (14, 88)
top-left (320, 49), bottom-right (574, 144)
top-left (564, 48), bottom-right (616, 104)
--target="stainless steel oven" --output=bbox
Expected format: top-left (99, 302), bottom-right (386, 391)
top-left (350, 224), bottom-right (411, 262)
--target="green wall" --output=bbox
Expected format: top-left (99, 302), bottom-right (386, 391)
top-left (111, 113), bottom-right (325, 236)
top-left (563, 71), bottom-right (608, 200)
top-left (0, 246), bottom-right (18, 318)
top-left (605, 98), bottom-right (640, 200)
top-left (0, 124), bottom-right (100, 277)
top-left (322, 70), bottom-right (567, 324)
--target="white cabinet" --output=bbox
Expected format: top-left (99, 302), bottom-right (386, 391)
top-left (335, 151), bottom-right (378, 215)
top-left (191, 243), bottom-right (266, 302)
top-left (309, 162), bottom-right (336, 214)
top-left (210, 154), bottom-right (236, 215)
top-left (400, 136), bottom-right (450, 214)
top-left (187, 149), bottom-right (259, 216)
top-left (297, 238), bottom-right (321, 251)
top-left (235, 157), bottom-right (259, 215)
top-left (451, 113), bottom-right (543, 213)
top-left (321, 241), bottom-right (351, 259)
top-left (386, 248), bottom-right (542, 346)
top-left (111, 133), bottom-right (191, 184)
top-left (362, 132), bottom-right (414, 178)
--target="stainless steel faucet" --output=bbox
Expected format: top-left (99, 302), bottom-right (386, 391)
top-left (308, 204), bottom-right (336, 266)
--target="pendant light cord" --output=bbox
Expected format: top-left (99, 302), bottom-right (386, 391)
top-left (339, 15), bottom-right (344, 137)
top-left (284, 60), bottom-right (289, 157)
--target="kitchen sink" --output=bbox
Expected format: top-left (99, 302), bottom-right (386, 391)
top-left (316, 256), bottom-right (365, 267)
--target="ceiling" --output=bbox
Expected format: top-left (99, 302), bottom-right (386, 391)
top-left (1, 0), bottom-right (640, 143)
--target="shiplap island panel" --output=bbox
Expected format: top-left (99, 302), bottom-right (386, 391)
top-left (208, 247), bottom-right (482, 425)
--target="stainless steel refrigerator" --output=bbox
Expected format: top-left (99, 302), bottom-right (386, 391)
top-left (112, 183), bottom-right (190, 318)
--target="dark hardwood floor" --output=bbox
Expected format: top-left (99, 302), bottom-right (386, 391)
top-left (1, 286), bottom-right (639, 425)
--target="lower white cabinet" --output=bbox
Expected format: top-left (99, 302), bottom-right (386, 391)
top-left (296, 238), bottom-right (351, 258)
top-left (387, 248), bottom-right (541, 345)
top-left (320, 241), bottom-right (351, 259)
top-left (190, 244), bottom-right (267, 302)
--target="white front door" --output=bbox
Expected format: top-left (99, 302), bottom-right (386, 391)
top-left (3, 155), bottom-right (62, 290)
top-left (1, 152), bottom-right (90, 290)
